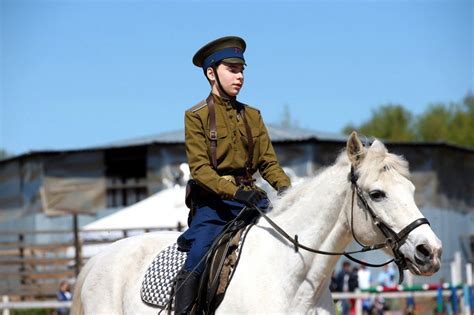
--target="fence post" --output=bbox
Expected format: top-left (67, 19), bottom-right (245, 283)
top-left (354, 289), bottom-right (362, 315)
top-left (436, 286), bottom-right (444, 314)
top-left (18, 233), bottom-right (27, 301)
top-left (464, 263), bottom-right (473, 315)
top-left (73, 214), bottom-right (82, 277)
top-left (2, 295), bottom-right (10, 315)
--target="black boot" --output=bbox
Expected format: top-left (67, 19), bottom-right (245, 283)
top-left (174, 269), bottom-right (200, 314)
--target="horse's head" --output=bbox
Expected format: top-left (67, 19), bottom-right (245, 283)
top-left (346, 132), bottom-right (442, 277)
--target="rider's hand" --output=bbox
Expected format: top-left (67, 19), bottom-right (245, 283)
top-left (233, 187), bottom-right (265, 206)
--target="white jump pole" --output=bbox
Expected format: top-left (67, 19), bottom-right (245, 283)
top-left (2, 296), bottom-right (10, 315)
top-left (355, 289), bottom-right (362, 315)
top-left (463, 263), bottom-right (472, 315)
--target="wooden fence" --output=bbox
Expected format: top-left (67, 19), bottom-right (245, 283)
top-left (0, 225), bottom-right (183, 301)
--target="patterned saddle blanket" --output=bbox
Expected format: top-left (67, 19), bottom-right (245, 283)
top-left (140, 225), bottom-right (252, 310)
top-left (140, 243), bottom-right (187, 308)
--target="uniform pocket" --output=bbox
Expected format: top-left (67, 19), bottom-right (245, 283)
top-left (205, 126), bottom-right (230, 161)
top-left (238, 125), bottom-right (260, 144)
top-left (205, 126), bottom-right (228, 139)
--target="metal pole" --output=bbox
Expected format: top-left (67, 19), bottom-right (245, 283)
top-left (73, 213), bottom-right (82, 277)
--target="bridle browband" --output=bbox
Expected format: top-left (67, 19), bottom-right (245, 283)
top-left (253, 165), bottom-right (430, 284)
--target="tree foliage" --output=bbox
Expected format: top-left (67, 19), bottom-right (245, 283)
top-left (0, 149), bottom-right (8, 160)
top-left (279, 103), bottom-right (299, 129)
top-left (343, 93), bottom-right (474, 148)
top-left (343, 105), bottom-right (416, 142)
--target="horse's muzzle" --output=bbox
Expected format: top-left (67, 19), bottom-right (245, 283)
top-left (407, 242), bottom-right (442, 276)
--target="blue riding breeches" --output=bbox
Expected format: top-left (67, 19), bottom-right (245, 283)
top-left (177, 197), bottom-right (269, 275)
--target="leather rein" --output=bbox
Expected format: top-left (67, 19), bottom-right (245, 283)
top-left (253, 165), bottom-right (430, 284)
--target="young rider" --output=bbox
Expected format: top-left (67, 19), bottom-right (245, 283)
top-left (175, 36), bottom-right (291, 313)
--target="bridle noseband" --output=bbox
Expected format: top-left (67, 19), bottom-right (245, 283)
top-left (254, 165), bottom-right (430, 284)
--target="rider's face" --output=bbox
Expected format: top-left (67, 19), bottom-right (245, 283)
top-left (208, 62), bottom-right (245, 97)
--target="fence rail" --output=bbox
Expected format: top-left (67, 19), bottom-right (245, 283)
top-left (0, 289), bottom-right (467, 313)
top-left (0, 225), bottom-right (182, 299)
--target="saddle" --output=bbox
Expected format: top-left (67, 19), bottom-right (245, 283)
top-left (140, 208), bottom-right (258, 313)
top-left (193, 208), bottom-right (258, 313)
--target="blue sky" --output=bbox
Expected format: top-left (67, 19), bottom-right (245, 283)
top-left (1, 0), bottom-right (472, 155)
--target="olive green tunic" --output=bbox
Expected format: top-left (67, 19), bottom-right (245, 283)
top-left (185, 94), bottom-right (291, 198)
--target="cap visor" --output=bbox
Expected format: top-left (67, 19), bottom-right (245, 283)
top-left (221, 57), bottom-right (245, 64)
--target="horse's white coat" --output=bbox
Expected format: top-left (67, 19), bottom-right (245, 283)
top-left (72, 134), bottom-right (442, 315)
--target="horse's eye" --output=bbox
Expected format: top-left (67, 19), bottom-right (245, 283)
top-left (369, 190), bottom-right (386, 201)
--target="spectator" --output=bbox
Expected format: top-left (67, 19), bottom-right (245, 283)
top-left (335, 261), bottom-right (353, 315)
top-left (357, 264), bottom-right (373, 313)
top-left (56, 280), bottom-right (72, 315)
top-left (357, 264), bottom-right (372, 290)
top-left (349, 266), bottom-right (359, 291)
top-left (377, 264), bottom-right (395, 287)
top-left (329, 270), bottom-right (338, 292)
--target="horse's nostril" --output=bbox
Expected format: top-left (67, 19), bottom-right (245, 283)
top-left (416, 244), bottom-right (433, 259)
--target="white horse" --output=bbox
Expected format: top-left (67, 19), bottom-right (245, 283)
top-left (71, 132), bottom-right (442, 314)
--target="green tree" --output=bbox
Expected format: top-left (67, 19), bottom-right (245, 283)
top-left (416, 104), bottom-right (452, 142)
top-left (343, 93), bottom-right (474, 148)
top-left (0, 149), bottom-right (8, 160)
top-left (279, 103), bottom-right (299, 128)
top-left (343, 105), bottom-right (416, 141)
top-left (416, 94), bottom-right (474, 147)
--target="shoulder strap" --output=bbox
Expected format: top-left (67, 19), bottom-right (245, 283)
top-left (239, 105), bottom-right (254, 173)
top-left (207, 95), bottom-right (218, 169)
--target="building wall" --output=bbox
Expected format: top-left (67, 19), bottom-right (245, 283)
top-left (0, 139), bottom-right (472, 285)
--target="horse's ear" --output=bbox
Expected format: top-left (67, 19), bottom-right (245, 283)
top-left (346, 131), bottom-right (366, 167)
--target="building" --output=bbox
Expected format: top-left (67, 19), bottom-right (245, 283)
top-left (0, 125), bottom-right (473, 283)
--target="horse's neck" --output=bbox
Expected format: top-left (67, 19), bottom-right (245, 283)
top-left (263, 164), bottom-right (353, 309)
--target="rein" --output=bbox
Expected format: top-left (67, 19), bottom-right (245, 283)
top-left (253, 166), bottom-right (430, 284)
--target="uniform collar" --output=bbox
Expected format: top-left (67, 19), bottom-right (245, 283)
top-left (211, 93), bottom-right (237, 109)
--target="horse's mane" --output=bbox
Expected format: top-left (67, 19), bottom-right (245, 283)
top-left (271, 140), bottom-right (410, 215)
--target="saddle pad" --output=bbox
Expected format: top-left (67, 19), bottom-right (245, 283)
top-left (140, 243), bottom-right (187, 308)
top-left (140, 225), bottom-right (252, 309)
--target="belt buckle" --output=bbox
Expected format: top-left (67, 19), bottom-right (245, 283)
top-left (209, 130), bottom-right (217, 140)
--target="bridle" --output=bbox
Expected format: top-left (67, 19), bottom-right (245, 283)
top-left (347, 166), bottom-right (430, 283)
top-left (253, 165), bottom-right (430, 284)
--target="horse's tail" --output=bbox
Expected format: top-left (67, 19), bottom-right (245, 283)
top-left (70, 256), bottom-right (96, 315)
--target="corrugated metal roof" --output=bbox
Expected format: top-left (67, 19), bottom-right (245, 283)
top-left (102, 124), bottom-right (347, 148)
top-left (1, 124), bottom-right (472, 164)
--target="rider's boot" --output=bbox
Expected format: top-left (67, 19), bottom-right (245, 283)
top-left (174, 269), bottom-right (200, 314)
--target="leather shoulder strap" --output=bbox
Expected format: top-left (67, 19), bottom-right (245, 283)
top-left (238, 102), bottom-right (254, 173)
top-left (207, 95), bottom-right (218, 169)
